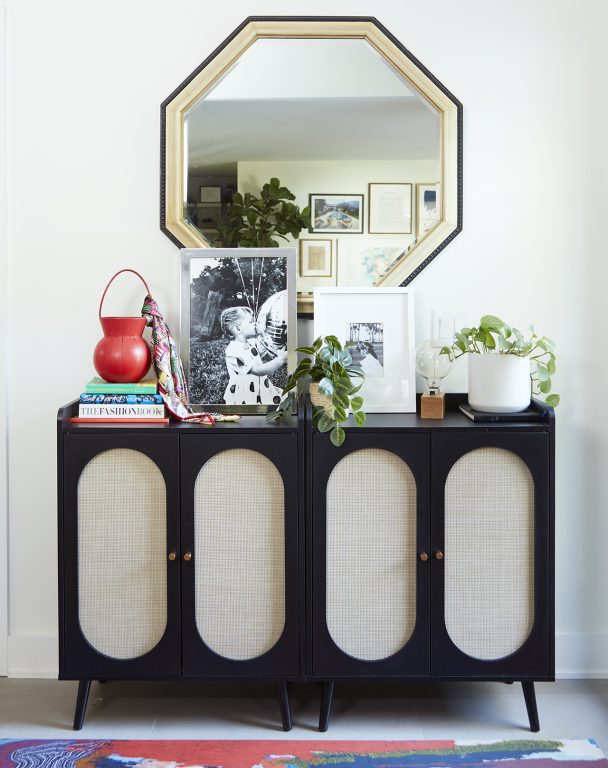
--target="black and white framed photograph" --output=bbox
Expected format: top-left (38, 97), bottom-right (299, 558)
top-left (180, 248), bottom-right (296, 413)
top-left (368, 183), bottom-right (412, 234)
top-left (310, 194), bottom-right (364, 233)
top-left (347, 322), bottom-right (384, 377)
top-left (416, 182), bottom-right (439, 237)
top-left (314, 287), bottom-right (415, 412)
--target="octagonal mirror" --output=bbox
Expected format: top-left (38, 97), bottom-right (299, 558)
top-left (161, 17), bottom-right (462, 315)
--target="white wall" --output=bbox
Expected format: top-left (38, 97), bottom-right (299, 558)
top-left (3, 0), bottom-right (608, 676)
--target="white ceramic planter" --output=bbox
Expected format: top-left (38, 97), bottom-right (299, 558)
top-left (468, 354), bottom-right (531, 413)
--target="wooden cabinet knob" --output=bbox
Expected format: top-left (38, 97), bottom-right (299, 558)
top-left (419, 552), bottom-right (429, 562)
top-left (168, 551), bottom-right (177, 561)
top-left (435, 550), bottom-right (444, 560)
top-left (183, 551), bottom-right (192, 562)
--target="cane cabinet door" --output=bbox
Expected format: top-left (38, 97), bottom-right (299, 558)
top-left (180, 434), bottom-right (300, 676)
top-left (311, 433), bottom-right (431, 677)
top-left (61, 434), bottom-right (181, 677)
top-left (430, 431), bottom-right (552, 678)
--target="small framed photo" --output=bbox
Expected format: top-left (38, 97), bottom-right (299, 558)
top-left (416, 182), bottom-right (439, 237)
top-left (299, 239), bottom-right (333, 277)
top-left (313, 287), bottom-right (415, 413)
top-left (368, 183), bottom-right (412, 234)
top-left (310, 194), bottom-right (363, 234)
top-left (336, 237), bottom-right (411, 286)
top-left (199, 185), bottom-right (221, 204)
top-left (180, 248), bottom-right (296, 414)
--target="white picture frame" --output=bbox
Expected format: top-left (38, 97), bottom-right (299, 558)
top-left (313, 287), bottom-right (416, 413)
top-left (368, 183), bottom-right (412, 234)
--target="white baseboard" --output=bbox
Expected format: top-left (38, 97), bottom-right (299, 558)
top-left (5, 631), bottom-right (608, 679)
top-left (8, 634), bottom-right (58, 678)
top-left (556, 632), bottom-right (608, 679)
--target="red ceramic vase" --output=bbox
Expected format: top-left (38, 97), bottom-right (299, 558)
top-left (93, 270), bottom-right (152, 384)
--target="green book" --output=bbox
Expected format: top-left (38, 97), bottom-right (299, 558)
top-left (84, 376), bottom-right (158, 394)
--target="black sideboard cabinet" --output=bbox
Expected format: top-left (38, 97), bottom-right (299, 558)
top-left (57, 395), bottom-right (554, 732)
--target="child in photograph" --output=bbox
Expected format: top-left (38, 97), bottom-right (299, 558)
top-left (220, 306), bottom-right (287, 405)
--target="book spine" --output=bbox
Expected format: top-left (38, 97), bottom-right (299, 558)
top-left (78, 404), bottom-right (165, 418)
top-left (80, 394), bottom-right (163, 404)
top-left (85, 382), bottom-right (157, 394)
top-left (70, 417), bottom-right (169, 424)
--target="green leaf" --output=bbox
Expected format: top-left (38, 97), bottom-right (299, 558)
top-left (330, 425), bottom-right (346, 447)
top-left (318, 414), bottom-right (336, 433)
top-left (312, 337), bottom-right (323, 351)
top-left (317, 347), bottom-right (332, 363)
top-left (539, 379), bottom-right (552, 393)
top-left (339, 349), bottom-right (353, 366)
top-left (354, 410), bottom-right (366, 427)
top-left (332, 390), bottom-right (349, 410)
top-left (535, 362), bottom-right (550, 382)
top-left (350, 396), bottom-right (364, 411)
top-left (333, 405), bottom-right (347, 422)
top-left (483, 331), bottom-right (496, 349)
top-left (312, 406), bottom-right (324, 427)
top-left (324, 335), bottom-right (342, 351)
top-left (480, 314), bottom-right (505, 332)
top-left (546, 394), bottom-right (560, 407)
top-left (318, 377), bottom-right (335, 396)
top-left (295, 345), bottom-right (315, 355)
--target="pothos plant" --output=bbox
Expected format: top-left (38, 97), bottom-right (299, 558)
top-left (445, 314), bottom-right (559, 407)
top-left (266, 335), bottom-right (366, 446)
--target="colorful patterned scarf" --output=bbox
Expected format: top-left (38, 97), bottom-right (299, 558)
top-left (141, 295), bottom-right (238, 424)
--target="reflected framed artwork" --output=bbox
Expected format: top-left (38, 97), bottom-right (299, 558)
top-left (313, 287), bottom-right (416, 412)
top-left (336, 238), bottom-right (411, 286)
top-left (310, 194), bottom-right (364, 234)
top-left (299, 239), bottom-right (333, 277)
top-left (180, 247), bottom-right (296, 414)
top-left (416, 183), bottom-right (439, 236)
top-left (368, 183), bottom-right (412, 234)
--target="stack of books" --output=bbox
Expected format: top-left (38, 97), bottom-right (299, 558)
top-left (71, 377), bottom-right (168, 423)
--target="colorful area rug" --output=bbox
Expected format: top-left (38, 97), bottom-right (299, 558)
top-left (0, 739), bottom-right (604, 768)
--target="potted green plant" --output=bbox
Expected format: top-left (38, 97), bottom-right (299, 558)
top-left (214, 177), bottom-right (311, 248)
top-left (266, 335), bottom-right (366, 446)
top-left (445, 315), bottom-right (559, 412)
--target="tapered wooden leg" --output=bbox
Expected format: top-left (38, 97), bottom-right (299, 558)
top-left (319, 681), bottom-right (334, 732)
top-left (522, 681), bottom-right (540, 732)
top-left (276, 682), bottom-right (292, 731)
top-left (73, 679), bottom-right (91, 731)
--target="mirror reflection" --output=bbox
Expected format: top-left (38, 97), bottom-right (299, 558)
top-left (183, 38), bottom-right (441, 296)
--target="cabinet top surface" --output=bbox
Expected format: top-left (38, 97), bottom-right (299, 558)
top-left (58, 396), bottom-right (553, 434)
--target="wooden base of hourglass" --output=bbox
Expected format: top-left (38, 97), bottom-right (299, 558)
top-left (420, 392), bottom-right (445, 419)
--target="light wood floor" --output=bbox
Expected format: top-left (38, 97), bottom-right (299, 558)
top-left (0, 679), bottom-right (606, 749)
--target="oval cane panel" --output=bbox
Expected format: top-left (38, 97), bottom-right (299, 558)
top-left (194, 449), bottom-right (285, 660)
top-left (326, 448), bottom-right (417, 660)
top-left (444, 447), bottom-right (534, 660)
top-left (78, 448), bottom-right (167, 659)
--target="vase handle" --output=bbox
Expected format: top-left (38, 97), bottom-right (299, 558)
top-left (99, 269), bottom-right (151, 319)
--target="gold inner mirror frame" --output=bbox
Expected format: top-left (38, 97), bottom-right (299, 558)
top-left (161, 16), bottom-right (462, 316)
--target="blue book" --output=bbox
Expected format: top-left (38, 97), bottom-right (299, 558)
top-left (79, 393), bottom-right (164, 405)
